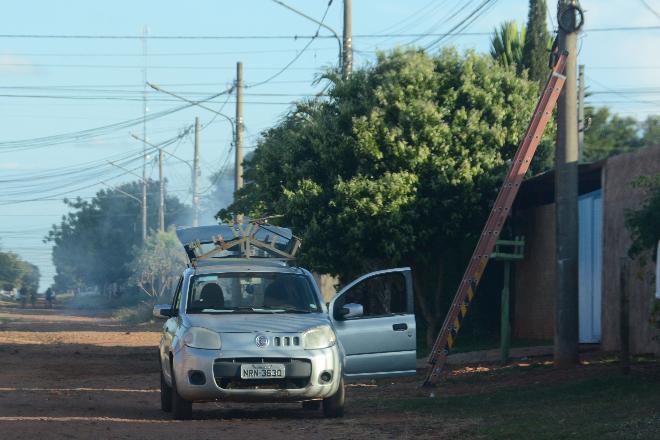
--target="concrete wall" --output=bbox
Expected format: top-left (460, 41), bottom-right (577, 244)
top-left (601, 145), bottom-right (660, 355)
top-left (512, 203), bottom-right (556, 340)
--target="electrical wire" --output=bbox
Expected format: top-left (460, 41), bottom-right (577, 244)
top-left (639, 0), bottom-right (660, 20)
top-left (248, 0), bottom-right (335, 89)
top-left (0, 86), bottom-right (234, 153)
top-left (0, 26), bottom-right (655, 39)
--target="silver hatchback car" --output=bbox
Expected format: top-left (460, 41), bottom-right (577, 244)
top-left (154, 224), bottom-right (416, 419)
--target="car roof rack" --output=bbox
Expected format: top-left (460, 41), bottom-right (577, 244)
top-left (176, 221), bottom-right (301, 267)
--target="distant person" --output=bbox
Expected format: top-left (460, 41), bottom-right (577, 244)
top-left (17, 287), bottom-right (27, 308)
top-left (45, 288), bottom-right (54, 309)
top-left (29, 289), bottom-right (37, 308)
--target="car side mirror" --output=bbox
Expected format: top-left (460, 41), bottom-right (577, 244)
top-left (337, 303), bottom-right (363, 320)
top-left (153, 304), bottom-right (175, 319)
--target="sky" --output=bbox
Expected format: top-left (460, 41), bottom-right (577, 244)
top-left (1, 0), bottom-right (659, 289)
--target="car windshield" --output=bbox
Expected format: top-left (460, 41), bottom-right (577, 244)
top-left (186, 272), bottom-right (321, 314)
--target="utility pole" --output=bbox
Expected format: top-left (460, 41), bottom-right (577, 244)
top-left (578, 64), bottom-right (585, 162)
top-left (235, 61), bottom-right (244, 193)
top-left (342, 0), bottom-right (352, 79)
top-left (193, 117), bottom-right (200, 227)
top-left (555, 0), bottom-right (583, 368)
top-left (141, 25), bottom-right (149, 241)
top-left (158, 148), bottom-right (165, 232)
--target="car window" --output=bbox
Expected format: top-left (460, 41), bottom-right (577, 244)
top-left (186, 272), bottom-right (321, 314)
top-left (171, 276), bottom-right (183, 310)
top-left (337, 272), bottom-right (407, 318)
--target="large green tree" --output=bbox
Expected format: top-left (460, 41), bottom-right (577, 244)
top-left (47, 180), bottom-right (189, 294)
top-left (584, 107), bottom-right (642, 161)
top-left (221, 48), bottom-right (552, 345)
top-left (18, 261), bottom-right (40, 293)
top-left (522, 0), bottom-right (551, 83)
top-left (0, 251), bottom-right (25, 291)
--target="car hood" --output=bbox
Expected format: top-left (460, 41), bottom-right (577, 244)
top-left (185, 312), bottom-right (331, 334)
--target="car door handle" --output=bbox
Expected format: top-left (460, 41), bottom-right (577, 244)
top-left (392, 323), bottom-right (408, 331)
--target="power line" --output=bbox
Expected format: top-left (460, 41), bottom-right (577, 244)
top-left (0, 86), bottom-right (234, 153)
top-left (2, 47), bottom-right (341, 57)
top-left (0, 94), bottom-right (297, 105)
top-left (0, 26), bottom-right (655, 40)
top-left (424, 0), bottom-right (499, 51)
top-left (0, 63), bottom-right (322, 70)
top-left (249, 0), bottom-right (335, 88)
top-left (639, 0), bottom-right (660, 20)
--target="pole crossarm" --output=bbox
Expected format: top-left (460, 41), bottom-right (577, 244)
top-left (147, 82), bottom-right (236, 140)
top-left (423, 51), bottom-right (569, 387)
top-left (130, 131), bottom-right (194, 172)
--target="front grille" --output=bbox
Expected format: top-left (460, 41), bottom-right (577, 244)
top-left (214, 358), bottom-right (311, 390)
top-left (273, 336), bottom-right (300, 347)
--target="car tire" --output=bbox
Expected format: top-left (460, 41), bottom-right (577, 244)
top-left (171, 371), bottom-right (193, 420)
top-left (322, 377), bottom-right (345, 418)
top-left (302, 400), bottom-right (321, 411)
top-left (160, 370), bottom-right (172, 412)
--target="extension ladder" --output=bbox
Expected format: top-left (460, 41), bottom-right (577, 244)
top-left (423, 50), bottom-right (569, 387)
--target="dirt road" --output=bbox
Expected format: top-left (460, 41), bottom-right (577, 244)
top-left (0, 306), bottom-right (448, 440)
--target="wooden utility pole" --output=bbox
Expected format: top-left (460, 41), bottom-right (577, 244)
top-left (193, 116), bottom-right (200, 227)
top-left (158, 148), bottom-right (165, 232)
top-left (578, 64), bottom-right (585, 162)
top-left (555, 0), bottom-right (583, 368)
top-left (141, 25), bottom-right (149, 241)
top-left (342, 0), bottom-right (352, 79)
top-left (235, 62), bottom-right (244, 193)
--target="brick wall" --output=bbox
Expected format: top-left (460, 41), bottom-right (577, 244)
top-left (601, 145), bottom-right (660, 355)
top-left (512, 203), bottom-right (556, 340)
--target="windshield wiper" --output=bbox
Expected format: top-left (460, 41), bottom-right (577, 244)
top-left (228, 307), bottom-right (276, 314)
top-left (264, 307), bottom-right (313, 314)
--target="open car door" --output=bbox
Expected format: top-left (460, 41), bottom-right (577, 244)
top-left (330, 268), bottom-right (416, 379)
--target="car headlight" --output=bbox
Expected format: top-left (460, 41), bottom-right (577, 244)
top-left (183, 327), bottom-right (222, 350)
top-left (302, 325), bottom-right (336, 350)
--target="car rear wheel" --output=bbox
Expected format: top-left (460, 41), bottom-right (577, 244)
top-left (171, 371), bottom-right (192, 420)
top-left (160, 370), bottom-right (172, 412)
top-left (322, 377), bottom-right (345, 418)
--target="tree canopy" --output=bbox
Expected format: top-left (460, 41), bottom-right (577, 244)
top-left (522, 0), bottom-right (551, 83)
top-left (490, 21), bottom-right (526, 72)
top-left (221, 48), bottom-right (552, 345)
top-left (130, 228), bottom-right (187, 300)
top-left (47, 180), bottom-right (189, 294)
top-left (582, 107), bottom-right (655, 161)
top-left (0, 251), bottom-right (39, 292)
top-left (625, 174), bottom-right (660, 258)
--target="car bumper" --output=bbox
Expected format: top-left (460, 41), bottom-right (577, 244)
top-left (172, 345), bottom-right (341, 402)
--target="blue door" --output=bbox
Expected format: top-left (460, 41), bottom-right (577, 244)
top-left (578, 189), bottom-right (603, 343)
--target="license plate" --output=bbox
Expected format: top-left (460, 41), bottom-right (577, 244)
top-left (240, 363), bottom-right (286, 379)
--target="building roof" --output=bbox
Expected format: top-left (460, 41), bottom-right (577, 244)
top-left (514, 160), bottom-right (605, 210)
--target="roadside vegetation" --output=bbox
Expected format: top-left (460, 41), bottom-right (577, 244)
top-left (364, 371), bottom-right (660, 439)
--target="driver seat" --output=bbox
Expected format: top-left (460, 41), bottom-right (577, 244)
top-left (199, 283), bottom-right (225, 309)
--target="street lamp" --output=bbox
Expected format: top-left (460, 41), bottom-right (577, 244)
top-left (271, 0), bottom-right (342, 69)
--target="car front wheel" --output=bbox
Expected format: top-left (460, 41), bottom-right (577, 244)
top-left (171, 371), bottom-right (192, 420)
top-left (322, 377), bottom-right (345, 418)
top-left (160, 371), bottom-right (172, 412)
